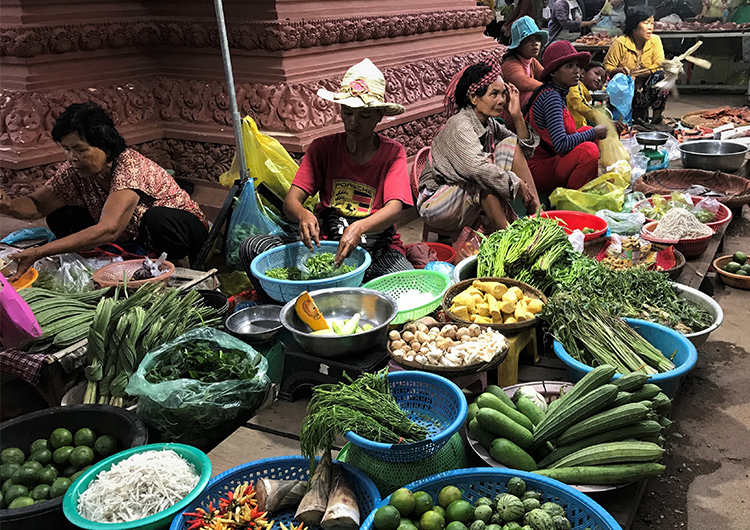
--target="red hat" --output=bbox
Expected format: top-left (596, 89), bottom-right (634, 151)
top-left (539, 41), bottom-right (591, 82)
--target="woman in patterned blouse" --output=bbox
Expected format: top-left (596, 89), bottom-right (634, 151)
top-left (0, 102), bottom-right (208, 280)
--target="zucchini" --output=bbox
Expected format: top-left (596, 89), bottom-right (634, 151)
top-left (485, 384), bottom-right (518, 410)
top-left (477, 392), bottom-right (535, 431)
top-left (532, 384), bottom-right (618, 448)
top-left (611, 372), bottom-right (648, 392)
top-left (610, 391), bottom-right (633, 408)
top-left (629, 383), bottom-right (661, 403)
top-left (549, 441), bottom-right (664, 468)
top-left (555, 402), bottom-right (651, 446)
top-left (540, 364), bottom-right (615, 422)
top-left (538, 420), bottom-right (663, 468)
top-left (515, 395), bottom-right (545, 426)
top-left (469, 418), bottom-right (496, 450)
top-left (533, 463), bottom-right (666, 485)
top-left (468, 402), bottom-right (479, 423)
top-left (476, 407), bottom-right (533, 450)
top-left (490, 438), bottom-right (538, 471)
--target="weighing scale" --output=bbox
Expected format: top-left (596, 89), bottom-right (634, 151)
top-left (635, 131), bottom-right (670, 172)
top-left (590, 90), bottom-right (613, 120)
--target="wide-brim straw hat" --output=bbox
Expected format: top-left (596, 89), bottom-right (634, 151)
top-left (317, 58), bottom-right (405, 116)
top-left (508, 16), bottom-right (549, 51)
top-left (539, 40), bottom-right (591, 82)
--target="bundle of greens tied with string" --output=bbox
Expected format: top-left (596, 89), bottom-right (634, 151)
top-left (299, 368), bottom-right (428, 461)
top-left (476, 213), bottom-right (577, 292)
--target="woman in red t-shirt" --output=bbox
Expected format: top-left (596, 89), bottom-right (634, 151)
top-left (239, 59), bottom-right (415, 291)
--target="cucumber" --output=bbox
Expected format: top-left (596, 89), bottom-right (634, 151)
top-left (629, 384), bottom-right (661, 403)
top-left (476, 408), bottom-right (533, 450)
top-left (485, 385), bottom-right (517, 410)
top-left (611, 372), bottom-right (648, 392)
top-left (543, 364), bottom-right (616, 419)
top-left (515, 395), bottom-right (545, 426)
top-left (468, 402), bottom-right (479, 423)
top-left (490, 438), bottom-right (538, 471)
top-left (555, 402), bottom-right (651, 446)
top-left (476, 393), bottom-right (535, 431)
top-left (549, 441), bottom-right (664, 469)
top-left (469, 419), bottom-right (496, 450)
top-left (533, 463), bottom-right (665, 485)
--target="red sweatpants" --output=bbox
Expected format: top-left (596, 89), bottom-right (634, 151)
top-left (528, 141), bottom-right (600, 195)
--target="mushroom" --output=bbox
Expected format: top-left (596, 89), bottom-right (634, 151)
top-left (401, 330), bottom-right (415, 343)
top-left (391, 340), bottom-right (406, 351)
top-left (441, 325), bottom-right (457, 339)
top-left (410, 340), bottom-right (421, 351)
top-left (391, 348), bottom-right (405, 358)
top-left (429, 326), bottom-right (441, 335)
top-left (415, 331), bottom-right (430, 344)
top-left (389, 330), bottom-right (401, 342)
top-left (427, 332), bottom-right (439, 343)
top-left (403, 323), bottom-right (418, 334)
top-left (455, 327), bottom-right (471, 341)
top-left (416, 323), bottom-right (429, 333)
top-left (436, 337), bottom-right (456, 351)
top-left (468, 323), bottom-right (481, 337)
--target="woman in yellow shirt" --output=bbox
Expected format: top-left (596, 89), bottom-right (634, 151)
top-left (603, 7), bottom-right (668, 124)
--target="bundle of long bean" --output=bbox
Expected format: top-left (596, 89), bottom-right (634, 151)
top-left (299, 369), bottom-right (428, 459)
top-left (84, 284), bottom-right (220, 406)
top-left (551, 256), bottom-right (713, 333)
top-left (542, 293), bottom-right (675, 375)
top-left (476, 216), bottom-right (574, 292)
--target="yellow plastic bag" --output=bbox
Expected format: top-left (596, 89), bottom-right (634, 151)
top-left (549, 165), bottom-right (631, 214)
top-left (594, 113), bottom-right (630, 167)
top-left (219, 117), bottom-right (318, 213)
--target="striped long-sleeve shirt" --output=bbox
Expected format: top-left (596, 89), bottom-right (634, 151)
top-left (530, 84), bottom-right (596, 154)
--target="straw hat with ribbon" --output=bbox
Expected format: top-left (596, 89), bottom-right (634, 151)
top-left (539, 40), bottom-right (591, 82)
top-left (317, 59), bottom-right (405, 116)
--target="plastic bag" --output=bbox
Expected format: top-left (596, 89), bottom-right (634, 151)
top-left (0, 274), bottom-right (43, 348)
top-left (606, 74), bottom-right (635, 122)
top-left (453, 227), bottom-right (484, 262)
top-left (126, 327), bottom-right (272, 449)
top-left (1, 227), bottom-right (56, 246)
top-left (568, 230), bottom-right (585, 253)
top-left (694, 197), bottom-right (720, 223)
top-left (622, 191), bottom-right (646, 212)
top-left (596, 209), bottom-right (646, 235)
top-left (594, 114), bottom-right (630, 167)
top-left (549, 168), bottom-right (630, 214)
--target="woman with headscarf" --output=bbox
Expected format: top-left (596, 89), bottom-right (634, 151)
top-left (603, 7), bottom-right (668, 124)
top-left (525, 41), bottom-right (609, 194)
top-left (416, 60), bottom-right (541, 233)
top-left (239, 59), bottom-right (414, 291)
top-left (501, 17), bottom-right (549, 108)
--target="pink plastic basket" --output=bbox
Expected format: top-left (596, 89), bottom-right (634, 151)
top-left (640, 221), bottom-right (714, 259)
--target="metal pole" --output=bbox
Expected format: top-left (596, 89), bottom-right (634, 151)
top-left (213, 0), bottom-right (250, 184)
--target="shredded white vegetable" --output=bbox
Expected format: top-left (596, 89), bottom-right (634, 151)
top-left (77, 449), bottom-right (199, 523)
top-left (395, 289), bottom-right (434, 311)
top-left (652, 208), bottom-right (713, 240)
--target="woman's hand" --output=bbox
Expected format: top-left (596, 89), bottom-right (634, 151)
top-left (614, 120), bottom-right (627, 135)
top-left (298, 209), bottom-right (320, 252)
top-left (335, 222), bottom-right (364, 267)
top-left (505, 83), bottom-right (522, 119)
top-left (594, 124), bottom-right (609, 139)
top-left (520, 181), bottom-right (541, 213)
top-left (610, 67), bottom-right (630, 77)
top-left (6, 247), bottom-right (42, 283)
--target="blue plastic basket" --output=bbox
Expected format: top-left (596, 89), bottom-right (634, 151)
top-left (169, 455), bottom-right (380, 530)
top-left (554, 317), bottom-right (697, 399)
top-left (360, 468), bottom-right (622, 530)
top-left (344, 371), bottom-right (467, 464)
top-left (250, 241), bottom-right (371, 303)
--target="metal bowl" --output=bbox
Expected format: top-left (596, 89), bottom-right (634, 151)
top-left (225, 305), bottom-right (284, 343)
top-left (635, 131), bottom-right (670, 147)
top-left (279, 287), bottom-right (398, 358)
top-left (678, 140), bottom-right (749, 172)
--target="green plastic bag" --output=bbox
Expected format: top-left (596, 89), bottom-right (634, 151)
top-left (549, 166), bottom-right (630, 214)
top-left (126, 327), bottom-right (272, 449)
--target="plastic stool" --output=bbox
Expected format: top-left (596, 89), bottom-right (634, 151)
top-left (497, 328), bottom-right (539, 388)
top-left (388, 361), bottom-right (487, 395)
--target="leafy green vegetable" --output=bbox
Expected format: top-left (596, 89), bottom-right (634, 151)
top-left (265, 252), bottom-right (355, 280)
top-left (144, 341), bottom-right (258, 384)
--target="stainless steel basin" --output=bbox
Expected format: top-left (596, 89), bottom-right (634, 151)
top-left (678, 140), bottom-right (748, 173)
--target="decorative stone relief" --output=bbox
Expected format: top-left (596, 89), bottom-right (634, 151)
top-left (0, 8), bottom-right (492, 57)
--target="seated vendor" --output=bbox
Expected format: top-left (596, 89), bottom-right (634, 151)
top-left (0, 102), bottom-right (208, 281)
top-left (602, 7), bottom-right (668, 125)
top-left (525, 41), bottom-right (609, 194)
top-left (239, 59), bottom-right (414, 287)
top-left (416, 60), bottom-right (541, 233)
top-left (566, 60), bottom-right (607, 128)
top-left (501, 16), bottom-right (548, 109)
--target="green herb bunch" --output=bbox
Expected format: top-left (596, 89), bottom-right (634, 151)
top-left (145, 341), bottom-right (258, 384)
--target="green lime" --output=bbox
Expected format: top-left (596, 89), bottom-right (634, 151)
top-left (736, 269), bottom-right (748, 276)
top-left (8, 496), bottom-right (34, 509)
top-left (62, 464), bottom-right (79, 478)
top-left (93, 435), bottom-right (118, 458)
top-left (1, 448), bottom-right (25, 466)
top-left (390, 488), bottom-right (416, 517)
top-left (2, 478), bottom-right (14, 496)
top-left (30, 484), bottom-right (50, 501)
top-left (420, 510), bottom-right (446, 530)
top-left (413, 491), bottom-right (435, 518)
top-left (49, 428), bottom-right (73, 450)
top-left (22, 460), bottom-right (42, 472)
top-left (374, 505), bottom-right (403, 530)
top-left (37, 466), bottom-right (58, 486)
top-left (10, 466), bottom-right (38, 488)
top-left (474, 505), bottom-right (492, 523)
top-left (29, 439), bottom-right (50, 454)
top-left (398, 523), bottom-right (418, 530)
top-left (0, 463), bottom-right (20, 482)
top-left (733, 251), bottom-right (747, 265)
top-left (438, 485), bottom-right (463, 509)
top-left (724, 261), bottom-right (741, 273)
top-left (29, 449), bottom-right (52, 467)
top-left (52, 446), bottom-right (74, 466)
top-left (0, 491), bottom-right (4, 510)
top-left (446, 523), bottom-right (468, 530)
top-left (741, 264), bottom-right (750, 274)
top-left (446, 500), bottom-right (474, 525)
top-left (73, 428), bottom-right (97, 448)
top-left (49, 477), bottom-right (71, 498)
top-left (432, 506), bottom-right (446, 519)
top-left (5, 484), bottom-right (29, 504)
top-left (69, 446), bottom-right (94, 469)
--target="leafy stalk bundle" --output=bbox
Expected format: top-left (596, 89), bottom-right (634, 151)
top-left (542, 292), bottom-right (675, 375)
top-left (551, 256), bottom-right (713, 333)
top-left (299, 368), bottom-right (428, 458)
top-left (476, 215), bottom-right (574, 292)
top-left (145, 341), bottom-right (258, 384)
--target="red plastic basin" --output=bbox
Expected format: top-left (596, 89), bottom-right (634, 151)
top-left (540, 210), bottom-right (608, 241)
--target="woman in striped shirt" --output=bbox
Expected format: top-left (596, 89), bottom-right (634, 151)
top-left (525, 41), bottom-right (609, 194)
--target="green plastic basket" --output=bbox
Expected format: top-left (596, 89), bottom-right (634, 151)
top-left (337, 433), bottom-right (467, 497)
top-left (362, 270), bottom-right (451, 325)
